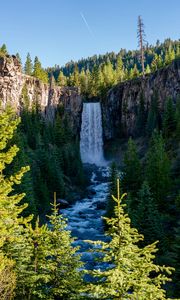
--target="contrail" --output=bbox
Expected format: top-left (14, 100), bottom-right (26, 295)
top-left (80, 12), bottom-right (94, 38)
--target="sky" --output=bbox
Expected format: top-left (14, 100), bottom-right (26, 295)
top-left (0, 0), bottom-right (179, 68)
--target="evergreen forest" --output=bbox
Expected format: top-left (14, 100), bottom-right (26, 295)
top-left (0, 15), bottom-right (180, 300)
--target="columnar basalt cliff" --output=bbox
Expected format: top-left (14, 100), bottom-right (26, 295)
top-left (0, 55), bottom-right (82, 136)
top-left (1, 56), bottom-right (180, 140)
top-left (102, 58), bottom-right (180, 140)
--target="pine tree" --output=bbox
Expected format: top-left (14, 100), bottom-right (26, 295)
top-left (136, 92), bottom-right (147, 135)
top-left (72, 64), bottom-right (80, 87)
top-left (0, 105), bottom-right (30, 237)
top-left (14, 193), bottom-right (83, 300)
top-left (0, 43), bottom-right (8, 56)
top-left (151, 54), bottom-right (163, 72)
top-left (0, 253), bottom-right (16, 300)
top-left (57, 71), bottom-right (67, 86)
top-left (24, 53), bottom-right (33, 75)
top-left (33, 56), bottom-right (48, 84)
top-left (0, 105), bottom-right (31, 298)
top-left (146, 90), bottom-right (160, 136)
top-left (102, 60), bottom-right (115, 88)
top-left (16, 52), bottom-right (22, 65)
top-left (162, 97), bottom-right (176, 139)
top-left (133, 64), bottom-right (140, 78)
top-left (87, 180), bottom-right (173, 299)
top-left (79, 68), bottom-right (87, 95)
top-left (134, 181), bottom-right (166, 249)
top-left (46, 193), bottom-right (83, 299)
top-left (145, 64), bottom-right (151, 74)
top-left (165, 46), bottom-right (175, 65)
top-left (137, 16), bottom-right (146, 77)
top-left (89, 65), bottom-right (101, 97)
top-left (171, 221), bottom-right (180, 298)
top-left (115, 55), bottom-right (124, 83)
top-left (11, 129), bottom-right (37, 218)
top-left (105, 162), bottom-right (118, 218)
top-left (175, 95), bottom-right (180, 140)
top-left (13, 217), bottom-right (53, 300)
top-left (145, 131), bottom-right (171, 209)
top-left (122, 138), bottom-right (142, 197)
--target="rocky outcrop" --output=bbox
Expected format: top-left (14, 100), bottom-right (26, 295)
top-left (1, 55), bottom-right (180, 140)
top-left (0, 55), bottom-right (82, 136)
top-left (102, 58), bottom-right (180, 140)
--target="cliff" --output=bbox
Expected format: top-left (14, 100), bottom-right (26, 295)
top-left (102, 58), bottom-right (180, 140)
top-left (0, 55), bottom-right (82, 136)
top-left (1, 55), bottom-right (180, 141)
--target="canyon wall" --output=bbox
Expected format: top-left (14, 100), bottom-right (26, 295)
top-left (1, 55), bottom-right (180, 141)
top-left (102, 58), bottom-right (180, 140)
top-left (0, 55), bottom-right (82, 136)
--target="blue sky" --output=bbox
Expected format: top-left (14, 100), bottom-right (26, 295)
top-left (0, 0), bottom-right (179, 68)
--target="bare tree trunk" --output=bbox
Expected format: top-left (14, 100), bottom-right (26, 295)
top-left (137, 16), bottom-right (145, 78)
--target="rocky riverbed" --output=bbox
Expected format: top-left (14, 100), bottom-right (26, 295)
top-left (61, 165), bottom-right (110, 270)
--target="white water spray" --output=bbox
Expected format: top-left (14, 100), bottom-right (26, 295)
top-left (80, 102), bottom-right (104, 165)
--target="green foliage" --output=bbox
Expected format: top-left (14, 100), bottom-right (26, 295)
top-left (33, 56), bottom-right (48, 84)
top-left (145, 131), bottom-right (171, 209)
top-left (86, 180), bottom-right (173, 299)
top-left (162, 97), bottom-right (176, 139)
top-left (133, 181), bottom-right (166, 251)
top-left (46, 194), bottom-right (83, 299)
top-left (24, 53), bottom-right (33, 75)
top-left (136, 92), bottom-right (147, 135)
top-left (89, 65), bottom-right (101, 97)
top-left (122, 138), bottom-right (142, 197)
top-left (105, 162), bottom-right (118, 218)
top-left (145, 64), bottom-right (151, 74)
top-left (0, 108), bottom-right (83, 299)
top-left (146, 91), bottom-right (160, 136)
top-left (15, 53), bottom-right (22, 65)
top-left (0, 253), bottom-right (16, 300)
top-left (57, 70), bottom-right (67, 86)
top-left (171, 222), bottom-right (180, 298)
top-left (47, 39), bottom-right (180, 99)
top-left (175, 95), bottom-right (180, 140)
top-left (7, 197), bottom-right (83, 300)
top-left (0, 43), bottom-right (8, 57)
top-left (151, 53), bottom-right (163, 71)
top-left (165, 47), bottom-right (175, 65)
top-left (0, 105), bottom-right (31, 298)
top-left (115, 55), bottom-right (125, 82)
top-left (15, 90), bottom-right (85, 218)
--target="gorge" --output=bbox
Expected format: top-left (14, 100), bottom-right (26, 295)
top-left (1, 53), bottom-right (180, 298)
top-left (1, 55), bottom-right (180, 142)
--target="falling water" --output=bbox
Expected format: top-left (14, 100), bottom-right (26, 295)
top-left (80, 102), bottom-right (104, 165)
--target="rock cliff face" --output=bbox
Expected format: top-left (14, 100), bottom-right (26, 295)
top-left (1, 56), bottom-right (180, 141)
top-left (102, 58), bottom-right (180, 140)
top-left (0, 55), bottom-right (82, 136)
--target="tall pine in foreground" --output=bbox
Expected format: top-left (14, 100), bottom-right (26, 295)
top-left (0, 105), bottom-right (30, 299)
top-left (0, 105), bottom-right (83, 299)
top-left (86, 180), bottom-right (174, 299)
top-left (46, 193), bottom-right (83, 299)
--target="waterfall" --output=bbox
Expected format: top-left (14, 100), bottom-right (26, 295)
top-left (80, 102), bottom-right (104, 165)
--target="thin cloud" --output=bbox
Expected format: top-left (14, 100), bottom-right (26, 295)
top-left (80, 12), bottom-right (94, 38)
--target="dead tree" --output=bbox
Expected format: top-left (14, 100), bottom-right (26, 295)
top-left (137, 16), bottom-right (146, 78)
